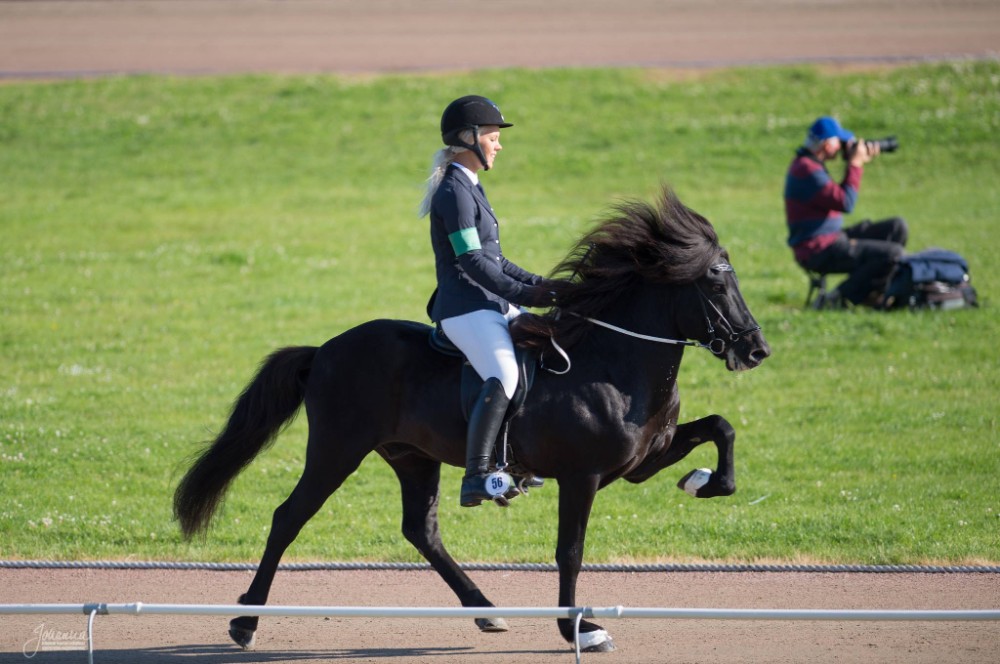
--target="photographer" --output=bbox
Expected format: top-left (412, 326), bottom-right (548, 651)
top-left (784, 116), bottom-right (907, 308)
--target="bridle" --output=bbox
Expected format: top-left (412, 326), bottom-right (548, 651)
top-left (694, 263), bottom-right (762, 355)
top-left (567, 263), bottom-right (760, 356)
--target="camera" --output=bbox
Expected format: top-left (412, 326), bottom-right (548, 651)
top-left (843, 136), bottom-right (899, 160)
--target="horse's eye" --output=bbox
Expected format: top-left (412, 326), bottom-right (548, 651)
top-left (712, 282), bottom-right (726, 294)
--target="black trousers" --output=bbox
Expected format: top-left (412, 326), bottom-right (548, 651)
top-left (802, 217), bottom-right (908, 304)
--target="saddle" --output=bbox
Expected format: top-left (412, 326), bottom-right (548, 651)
top-left (428, 325), bottom-right (538, 423)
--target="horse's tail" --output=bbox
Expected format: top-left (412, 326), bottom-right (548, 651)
top-left (173, 345), bottom-right (318, 539)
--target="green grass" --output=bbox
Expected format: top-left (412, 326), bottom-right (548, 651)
top-left (1, 62), bottom-right (998, 565)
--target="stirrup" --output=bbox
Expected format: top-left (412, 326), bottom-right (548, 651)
top-left (519, 475), bottom-right (544, 489)
top-left (503, 475), bottom-right (543, 499)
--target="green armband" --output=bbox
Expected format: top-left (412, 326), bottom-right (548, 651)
top-left (448, 227), bottom-right (482, 256)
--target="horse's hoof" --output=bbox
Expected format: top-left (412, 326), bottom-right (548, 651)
top-left (228, 624), bottom-right (257, 650)
top-left (584, 638), bottom-right (616, 653)
top-left (579, 629), bottom-right (615, 652)
top-left (476, 617), bottom-right (509, 632)
top-left (678, 468), bottom-right (713, 496)
top-left (678, 468), bottom-right (735, 498)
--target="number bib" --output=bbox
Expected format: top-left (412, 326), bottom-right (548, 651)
top-left (485, 471), bottom-right (512, 498)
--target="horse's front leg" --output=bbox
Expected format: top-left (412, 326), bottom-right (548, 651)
top-left (554, 474), bottom-right (615, 652)
top-left (672, 414), bottom-right (737, 498)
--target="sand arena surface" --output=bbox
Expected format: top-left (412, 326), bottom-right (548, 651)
top-left (2, 1), bottom-right (998, 662)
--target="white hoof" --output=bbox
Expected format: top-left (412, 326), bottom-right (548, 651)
top-left (679, 468), bottom-right (713, 497)
top-left (476, 616), bottom-right (509, 632)
top-left (578, 628), bottom-right (615, 652)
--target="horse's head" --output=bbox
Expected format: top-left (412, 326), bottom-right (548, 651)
top-left (678, 255), bottom-right (770, 371)
top-left (512, 187), bottom-right (771, 372)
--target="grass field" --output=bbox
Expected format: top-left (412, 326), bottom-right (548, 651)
top-left (1, 62), bottom-right (998, 565)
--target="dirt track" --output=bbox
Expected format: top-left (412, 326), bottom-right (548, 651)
top-left (1, 0), bottom-right (999, 78)
top-left (2, 568), bottom-right (999, 663)
top-left (2, 2), bottom-right (999, 662)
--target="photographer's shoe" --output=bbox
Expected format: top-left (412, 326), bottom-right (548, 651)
top-left (812, 290), bottom-right (845, 310)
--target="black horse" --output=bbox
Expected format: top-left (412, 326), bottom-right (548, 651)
top-left (174, 188), bottom-right (770, 653)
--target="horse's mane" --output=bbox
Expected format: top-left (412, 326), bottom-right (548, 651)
top-left (512, 187), bottom-right (722, 351)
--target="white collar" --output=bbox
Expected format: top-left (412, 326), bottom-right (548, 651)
top-left (451, 161), bottom-right (479, 186)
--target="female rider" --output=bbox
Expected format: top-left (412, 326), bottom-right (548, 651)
top-left (420, 95), bottom-right (554, 507)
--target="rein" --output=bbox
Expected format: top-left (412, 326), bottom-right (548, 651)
top-left (542, 313), bottom-right (706, 375)
top-left (568, 313), bottom-right (711, 350)
top-left (544, 263), bottom-right (760, 372)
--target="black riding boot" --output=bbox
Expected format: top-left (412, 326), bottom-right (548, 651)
top-left (460, 377), bottom-right (510, 507)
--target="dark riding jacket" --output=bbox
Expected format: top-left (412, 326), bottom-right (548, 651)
top-left (427, 164), bottom-right (551, 322)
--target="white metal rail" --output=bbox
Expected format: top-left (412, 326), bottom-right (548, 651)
top-left (4, 603), bottom-right (999, 664)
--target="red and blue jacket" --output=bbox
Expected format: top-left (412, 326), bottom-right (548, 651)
top-left (784, 148), bottom-right (863, 264)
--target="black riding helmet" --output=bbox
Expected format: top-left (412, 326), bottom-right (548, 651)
top-left (440, 95), bottom-right (512, 171)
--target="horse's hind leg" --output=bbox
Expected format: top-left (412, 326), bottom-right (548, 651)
top-left (671, 414), bottom-right (737, 498)
top-left (387, 452), bottom-right (508, 633)
top-left (229, 446), bottom-right (369, 649)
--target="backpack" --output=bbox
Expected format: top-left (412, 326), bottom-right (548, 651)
top-left (881, 248), bottom-right (978, 310)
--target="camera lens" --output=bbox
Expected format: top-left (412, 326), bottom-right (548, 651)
top-left (872, 136), bottom-right (899, 153)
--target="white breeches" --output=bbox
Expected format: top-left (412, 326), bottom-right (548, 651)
top-left (440, 307), bottom-right (522, 399)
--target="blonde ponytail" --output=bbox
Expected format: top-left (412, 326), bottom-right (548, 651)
top-left (418, 129), bottom-right (474, 218)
